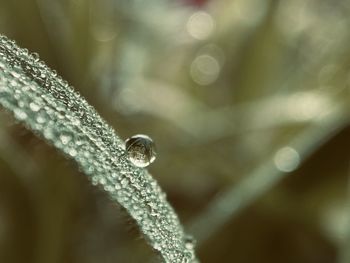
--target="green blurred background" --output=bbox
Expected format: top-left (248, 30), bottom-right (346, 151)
top-left (0, 0), bottom-right (350, 262)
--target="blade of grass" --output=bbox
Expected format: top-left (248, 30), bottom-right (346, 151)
top-left (0, 34), bottom-right (197, 263)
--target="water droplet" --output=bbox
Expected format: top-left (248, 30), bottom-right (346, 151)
top-left (40, 72), bottom-right (46, 79)
top-left (36, 112), bottom-right (47, 124)
top-left (91, 177), bottom-right (99, 186)
top-left (99, 178), bottom-right (107, 185)
top-left (14, 109), bottom-right (27, 120)
top-left (125, 134), bottom-right (156, 168)
top-left (10, 71), bottom-right (20, 78)
top-left (59, 133), bottom-right (72, 145)
top-left (153, 241), bottom-right (162, 250)
top-left (68, 148), bottom-right (77, 157)
top-left (71, 118), bottom-right (81, 126)
top-left (182, 251), bottom-right (195, 262)
top-left (29, 102), bottom-right (40, 112)
top-left (121, 178), bottom-right (129, 187)
top-left (184, 235), bottom-right (196, 250)
top-left (31, 52), bottom-right (40, 62)
top-left (43, 127), bottom-right (54, 139)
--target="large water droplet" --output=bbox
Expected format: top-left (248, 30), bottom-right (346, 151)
top-left (125, 134), bottom-right (156, 168)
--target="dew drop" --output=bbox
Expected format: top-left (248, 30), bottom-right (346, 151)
top-left (59, 133), bottom-right (72, 145)
top-left (71, 118), bottom-right (81, 126)
top-left (184, 235), bottom-right (196, 250)
top-left (40, 72), bottom-right (46, 79)
top-left (31, 52), bottom-right (40, 62)
top-left (91, 177), bottom-right (99, 186)
top-left (43, 127), bottom-right (54, 139)
top-left (36, 113), bottom-right (47, 124)
top-left (68, 148), bottom-right (77, 157)
top-left (125, 134), bottom-right (156, 168)
top-left (29, 102), bottom-right (41, 112)
top-left (153, 241), bottom-right (162, 250)
top-left (10, 71), bottom-right (20, 79)
top-left (182, 251), bottom-right (195, 263)
top-left (14, 109), bottom-right (27, 120)
top-left (121, 178), bottom-right (129, 187)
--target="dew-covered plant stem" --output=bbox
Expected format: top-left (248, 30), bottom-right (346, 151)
top-left (0, 34), bottom-right (197, 263)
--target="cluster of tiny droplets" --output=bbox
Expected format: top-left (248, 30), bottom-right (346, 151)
top-left (0, 35), bottom-right (197, 263)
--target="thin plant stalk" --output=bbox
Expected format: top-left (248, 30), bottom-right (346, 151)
top-left (188, 105), bottom-right (349, 245)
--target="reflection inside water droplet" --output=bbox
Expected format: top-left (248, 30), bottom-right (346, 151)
top-left (125, 134), bottom-right (156, 168)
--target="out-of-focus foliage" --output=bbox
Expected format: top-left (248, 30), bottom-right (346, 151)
top-left (0, 0), bottom-right (349, 262)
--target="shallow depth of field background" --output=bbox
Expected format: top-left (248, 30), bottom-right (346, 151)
top-left (0, 0), bottom-right (350, 262)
